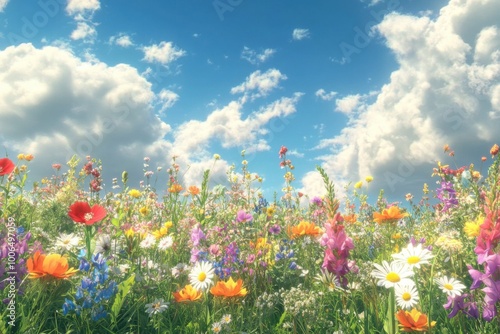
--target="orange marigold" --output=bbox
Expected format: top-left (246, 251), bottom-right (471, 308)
top-left (210, 277), bottom-right (247, 298)
top-left (168, 183), bottom-right (183, 193)
top-left (27, 251), bottom-right (78, 279)
top-left (188, 185), bottom-right (200, 196)
top-left (396, 308), bottom-right (436, 332)
top-left (373, 206), bottom-right (409, 224)
top-left (173, 284), bottom-right (202, 302)
top-left (290, 221), bottom-right (322, 239)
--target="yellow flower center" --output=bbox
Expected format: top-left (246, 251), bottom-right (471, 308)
top-left (386, 272), bottom-right (401, 283)
top-left (407, 256), bottom-right (421, 264)
top-left (198, 272), bottom-right (206, 282)
top-left (444, 283), bottom-right (453, 290)
top-left (84, 212), bottom-right (94, 221)
top-left (402, 292), bottom-right (412, 301)
top-left (63, 239), bottom-right (70, 245)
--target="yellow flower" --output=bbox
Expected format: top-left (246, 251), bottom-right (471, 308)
top-left (213, 154), bottom-right (221, 160)
top-left (266, 206), bottom-right (275, 217)
top-left (139, 206), bottom-right (150, 216)
top-left (365, 176), bottom-right (373, 183)
top-left (464, 216), bottom-right (483, 238)
top-left (152, 226), bottom-right (169, 240)
top-left (164, 221), bottom-right (173, 229)
top-left (354, 181), bottom-right (363, 189)
top-left (17, 153), bottom-right (25, 160)
top-left (128, 189), bottom-right (142, 198)
top-left (125, 228), bottom-right (135, 238)
top-left (423, 183), bottom-right (429, 194)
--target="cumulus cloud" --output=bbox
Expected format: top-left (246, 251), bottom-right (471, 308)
top-left (299, 0), bottom-right (500, 201)
top-left (172, 92), bottom-right (302, 157)
top-left (66, 0), bottom-right (100, 15)
top-left (292, 28), bottom-right (310, 41)
top-left (70, 21), bottom-right (97, 41)
top-left (142, 41), bottom-right (186, 65)
top-left (157, 89), bottom-right (179, 113)
top-left (241, 46), bottom-right (276, 65)
top-left (315, 88), bottom-right (337, 101)
top-left (109, 34), bottom-right (133, 48)
top-left (0, 43), bottom-right (172, 186)
top-left (335, 94), bottom-right (361, 114)
top-left (0, 0), bottom-right (9, 12)
top-left (66, 0), bottom-right (100, 43)
top-left (230, 69), bottom-right (287, 101)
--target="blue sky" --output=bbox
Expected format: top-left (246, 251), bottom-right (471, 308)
top-left (1, 0), bottom-right (499, 205)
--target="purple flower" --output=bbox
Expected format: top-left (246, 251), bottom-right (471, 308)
top-left (190, 224), bottom-right (206, 246)
top-left (236, 210), bottom-right (253, 223)
top-left (436, 179), bottom-right (458, 212)
top-left (269, 224), bottom-right (281, 234)
top-left (443, 294), bottom-right (479, 319)
top-left (311, 196), bottom-right (323, 206)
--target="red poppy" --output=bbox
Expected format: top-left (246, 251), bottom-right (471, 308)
top-left (68, 201), bottom-right (107, 225)
top-left (0, 158), bottom-right (15, 176)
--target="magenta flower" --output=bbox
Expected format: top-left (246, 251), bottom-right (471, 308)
top-left (236, 210), bottom-right (253, 223)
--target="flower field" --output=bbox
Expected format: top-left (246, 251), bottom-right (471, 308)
top-left (1, 144), bottom-right (500, 333)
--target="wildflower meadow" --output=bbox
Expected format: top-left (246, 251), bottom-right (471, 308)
top-left (1, 144), bottom-right (500, 333)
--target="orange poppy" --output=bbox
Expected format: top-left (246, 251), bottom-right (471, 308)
top-left (373, 206), bottom-right (409, 224)
top-left (27, 251), bottom-right (78, 279)
top-left (173, 284), bottom-right (202, 302)
top-left (210, 277), bottom-right (247, 298)
top-left (188, 186), bottom-right (200, 196)
top-left (396, 308), bottom-right (436, 332)
top-left (289, 221), bottom-right (322, 239)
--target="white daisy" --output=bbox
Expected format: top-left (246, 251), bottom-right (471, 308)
top-left (145, 298), bottom-right (169, 317)
top-left (189, 261), bottom-right (215, 291)
top-left (54, 232), bottom-right (81, 251)
top-left (140, 234), bottom-right (156, 249)
top-left (157, 235), bottom-right (174, 251)
top-left (220, 313), bottom-right (231, 324)
top-left (392, 243), bottom-right (434, 269)
top-left (394, 282), bottom-right (419, 310)
top-left (371, 261), bottom-right (414, 288)
top-left (435, 276), bottom-right (466, 297)
top-left (212, 322), bottom-right (222, 333)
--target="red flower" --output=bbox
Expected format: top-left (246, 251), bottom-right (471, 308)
top-left (0, 158), bottom-right (15, 176)
top-left (68, 201), bottom-right (107, 225)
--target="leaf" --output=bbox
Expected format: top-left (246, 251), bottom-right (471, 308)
top-left (384, 288), bottom-right (396, 334)
top-left (111, 273), bottom-right (135, 326)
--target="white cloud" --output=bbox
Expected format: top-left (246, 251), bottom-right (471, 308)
top-left (142, 41), bottom-right (186, 65)
top-left (157, 89), bottom-right (179, 113)
top-left (0, 0), bottom-right (9, 12)
top-left (66, 0), bottom-right (100, 15)
top-left (299, 0), bottom-right (500, 201)
top-left (335, 94), bottom-right (361, 114)
top-left (315, 88), bottom-right (337, 101)
top-left (172, 93), bottom-right (302, 157)
top-left (110, 34), bottom-right (133, 48)
top-left (292, 28), bottom-right (310, 41)
top-left (0, 43), bottom-right (172, 186)
top-left (230, 69), bottom-right (287, 100)
top-left (66, 0), bottom-right (100, 43)
top-left (70, 21), bottom-right (97, 41)
top-left (241, 46), bottom-right (276, 65)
